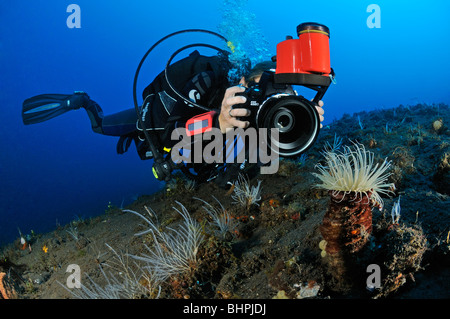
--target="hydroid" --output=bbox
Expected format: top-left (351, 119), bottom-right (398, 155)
top-left (125, 202), bottom-right (204, 282)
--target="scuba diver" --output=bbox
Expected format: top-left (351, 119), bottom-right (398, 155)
top-left (22, 49), bottom-right (325, 186)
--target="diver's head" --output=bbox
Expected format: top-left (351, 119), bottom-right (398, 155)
top-left (239, 61), bottom-right (277, 87)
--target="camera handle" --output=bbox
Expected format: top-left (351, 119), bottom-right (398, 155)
top-left (273, 68), bottom-right (335, 105)
top-left (316, 68), bottom-right (335, 103)
top-left (302, 68), bottom-right (335, 105)
top-left (308, 85), bottom-right (329, 105)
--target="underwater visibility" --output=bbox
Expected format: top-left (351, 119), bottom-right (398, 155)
top-left (1, 0), bottom-right (449, 302)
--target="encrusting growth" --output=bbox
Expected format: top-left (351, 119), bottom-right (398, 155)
top-left (0, 272), bottom-right (16, 299)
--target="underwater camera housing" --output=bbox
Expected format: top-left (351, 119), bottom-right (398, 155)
top-left (234, 22), bottom-right (334, 157)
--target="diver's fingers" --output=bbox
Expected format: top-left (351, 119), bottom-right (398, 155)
top-left (316, 109), bottom-right (324, 122)
top-left (229, 108), bottom-right (251, 118)
top-left (223, 86), bottom-right (246, 111)
top-left (319, 114), bottom-right (324, 123)
top-left (310, 99), bottom-right (324, 108)
top-left (224, 86), bottom-right (245, 100)
top-left (315, 105), bottom-right (324, 116)
top-left (315, 105), bottom-right (324, 129)
top-left (219, 86), bottom-right (249, 131)
top-left (225, 96), bottom-right (247, 110)
top-left (230, 118), bottom-right (250, 129)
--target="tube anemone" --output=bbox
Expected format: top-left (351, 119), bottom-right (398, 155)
top-left (314, 142), bottom-right (395, 254)
top-left (314, 142), bottom-right (395, 210)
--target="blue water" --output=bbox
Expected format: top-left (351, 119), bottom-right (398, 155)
top-left (1, 0), bottom-right (449, 245)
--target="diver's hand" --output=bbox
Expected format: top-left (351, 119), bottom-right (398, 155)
top-left (218, 86), bottom-right (251, 133)
top-left (314, 100), bottom-right (325, 128)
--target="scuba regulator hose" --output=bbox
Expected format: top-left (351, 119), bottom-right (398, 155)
top-left (132, 29), bottom-right (231, 181)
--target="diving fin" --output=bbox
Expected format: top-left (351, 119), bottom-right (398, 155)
top-left (22, 92), bottom-right (89, 125)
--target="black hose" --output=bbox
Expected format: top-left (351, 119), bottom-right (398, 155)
top-left (164, 43), bottom-right (228, 112)
top-left (132, 29), bottom-right (229, 162)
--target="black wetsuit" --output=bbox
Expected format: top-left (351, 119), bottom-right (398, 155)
top-left (84, 52), bottom-right (230, 161)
